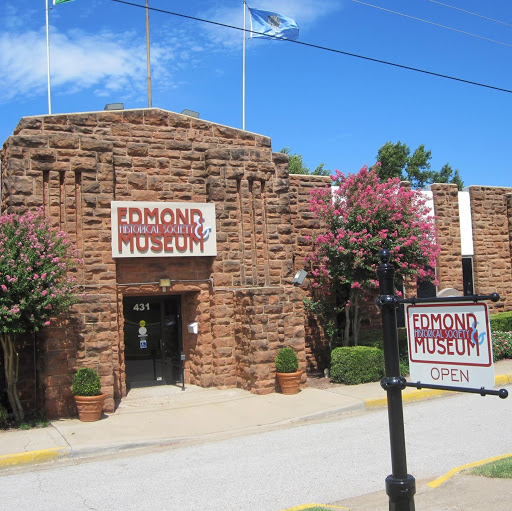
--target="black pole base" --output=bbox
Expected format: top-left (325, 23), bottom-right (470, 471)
top-left (386, 474), bottom-right (416, 511)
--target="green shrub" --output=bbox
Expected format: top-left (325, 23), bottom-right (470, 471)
top-left (330, 346), bottom-right (385, 385)
top-left (275, 347), bottom-right (299, 373)
top-left (357, 329), bottom-right (383, 348)
top-left (72, 368), bottom-right (101, 396)
top-left (358, 328), bottom-right (409, 359)
top-left (400, 358), bottom-right (410, 376)
top-left (0, 405), bottom-right (8, 428)
top-left (490, 311), bottom-right (512, 333)
top-left (492, 332), bottom-right (512, 362)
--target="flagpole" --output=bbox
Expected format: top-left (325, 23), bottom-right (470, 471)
top-left (45, 0), bottom-right (52, 114)
top-left (242, 1), bottom-right (246, 130)
top-left (145, 0), bottom-right (152, 108)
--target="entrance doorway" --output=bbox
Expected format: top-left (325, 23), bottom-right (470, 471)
top-left (123, 295), bottom-right (184, 389)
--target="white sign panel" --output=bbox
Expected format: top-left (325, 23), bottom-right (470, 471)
top-left (406, 302), bottom-right (494, 389)
top-left (111, 201), bottom-right (216, 258)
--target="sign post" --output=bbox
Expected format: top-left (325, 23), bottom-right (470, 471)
top-left (376, 249), bottom-right (508, 511)
top-left (377, 250), bottom-right (416, 511)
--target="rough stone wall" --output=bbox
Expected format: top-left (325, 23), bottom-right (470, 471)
top-left (2, 109), bottom-right (512, 418)
top-left (289, 174), bottom-right (331, 370)
top-left (1, 113), bottom-right (122, 416)
top-left (0, 109), bottom-right (306, 417)
top-left (431, 183), bottom-right (463, 292)
top-left (469, 186), bottom-right (512, 311)
top-left (234, 287), bottom-right (306, 394)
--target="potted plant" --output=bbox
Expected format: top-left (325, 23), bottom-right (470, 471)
top-left (72, 368), bottom-right (106, 422)
top-left (275, 346), bottom-right (302, 394)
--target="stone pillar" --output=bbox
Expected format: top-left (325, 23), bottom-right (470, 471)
top-left (431, 183), bottom-right (463, 292)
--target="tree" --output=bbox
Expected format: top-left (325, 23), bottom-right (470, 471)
top-left (431, 163), bottom-right (464, 190)
top-left (279, 148), bottom-right (330, 176)
top-left (0, 208), bottom-right (80, 421)
top-left (306, 165), bottom-right (440, 347)
top-left (374, 141), bottom-right (464, 189)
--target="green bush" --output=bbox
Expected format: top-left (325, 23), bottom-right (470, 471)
top-left (330, 346), bottom-right (385, 385)
top-left (0, 405), bottom-right (8, 428)
top-left (492, 332), bottom-right (512, 362)
top-left (490, 311), bottom-right (512, 333)
top-left (400, 358), bottom-right (410, 376)
top-left (275, 347), bottom-right (299, 373)
top-left (72, 368), bottom-right (101, 396)
top-left (358, 328), bottom-right (409, 359)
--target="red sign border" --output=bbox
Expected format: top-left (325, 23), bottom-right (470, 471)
top-left (406, 302), bottom-right (492, 368)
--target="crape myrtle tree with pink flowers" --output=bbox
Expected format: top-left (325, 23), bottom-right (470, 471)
top-left (0, 208), bottom-right (80, 421)
top-left (305, 165), bottom-right (440, 348)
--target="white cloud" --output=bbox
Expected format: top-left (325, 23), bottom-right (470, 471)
top-left (0, 1), bottom-right (340, 104)
top-left (198, 0), bottom-right (340, 49)
top-left (0, 23), bottom-right (201, 104)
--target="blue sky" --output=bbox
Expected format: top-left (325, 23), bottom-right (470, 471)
top-left (1, 0), bottom-right (511, 187)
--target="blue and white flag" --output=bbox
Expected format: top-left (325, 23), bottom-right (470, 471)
top-left (248, 8), bottom-right (299, 40)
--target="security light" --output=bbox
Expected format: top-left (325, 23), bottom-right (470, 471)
top-left (159, 278), bottom-right (171, 292)
top-left (104, 103), bottom-right (124, 110)
top-left (181, 109), bottom-right (200, 118)
top-left (292, 269), bottom-right (308, 286)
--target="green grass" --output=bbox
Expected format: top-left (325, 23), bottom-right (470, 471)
top-left (0, 411), bottom-right (51, 431)
top-left (469, 457), bottom-right (512, 478)
top-left (18, 417), bottom-right (51, 430)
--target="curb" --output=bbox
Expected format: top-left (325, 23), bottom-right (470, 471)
top-left (495, 373), bottom-right (512, 386)
top-left (428, 452), bottom-right (512, 488)
top-left (281, 504), bottom-right (349, 510)
top-left (364, 372), bottom-right (512, 409)
top-left (365, 388), bottom-right (455, 409)
top-left (1, 373), bottom-right (510, 471)
top-left (0, 447), bottom-right (69, 468)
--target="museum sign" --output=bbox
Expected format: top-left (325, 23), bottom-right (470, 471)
top-left (111, 201), bottom-right (217, 258)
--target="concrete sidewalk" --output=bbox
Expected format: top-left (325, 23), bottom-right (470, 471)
top-left (1, 359), bottom-right (511, 509)
top-left (325, 472), bottom-right (512, 511)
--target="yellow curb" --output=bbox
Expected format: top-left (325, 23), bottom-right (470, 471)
top-left (428, 452), bottom-right (512, 488)
top-left (0, 447), bottom-right (68, 468)
top-left (495, 373), bottom-right (512, 386)
top-left (282, 504), bottom-right (348, 510)
top-left (365, 372), bottom-right (511, 409)
top-left (365, 388), bottom-right (455, 409)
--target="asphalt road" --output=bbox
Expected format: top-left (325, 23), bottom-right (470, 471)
top-left (1, 386), bottom-right (510, 511)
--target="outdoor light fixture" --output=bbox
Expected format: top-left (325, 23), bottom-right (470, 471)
top-left (159, 278), bottom-right (171, 292)
top-left (291, 269), bottom-right (308, 286)
top-left (104, 103), bottom-right (124, 111)
top-left (181, 109), bottom-right (200, 118)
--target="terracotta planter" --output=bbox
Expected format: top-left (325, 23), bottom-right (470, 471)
top-left (276, 369), bottom-right (302, 395)
top-left (74, 394), bottom-right (106, 422)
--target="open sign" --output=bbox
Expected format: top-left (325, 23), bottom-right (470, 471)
top-left (406, 302), bottom-right (494, 389)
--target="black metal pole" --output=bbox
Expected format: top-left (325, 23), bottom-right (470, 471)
top-left (377, 249), bottom-right (416, 511)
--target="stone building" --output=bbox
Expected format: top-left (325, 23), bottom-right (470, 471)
top-left (1, 108), bottom-right (511, 418)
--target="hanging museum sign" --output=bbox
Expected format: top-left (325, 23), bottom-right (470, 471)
top-left (111, 201), bottom-right (217, 258)
top-left (405, 302), bottom-right (494, 389)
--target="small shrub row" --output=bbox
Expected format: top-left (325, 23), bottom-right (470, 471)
top-left (490, 311), bottom-right (512, 333)
top-left (358, 328), bottom-right (409, 360)
top-left (330, 346), bottom-right (385, 385)
top-left (492, 331), bottom-right (512, 362)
